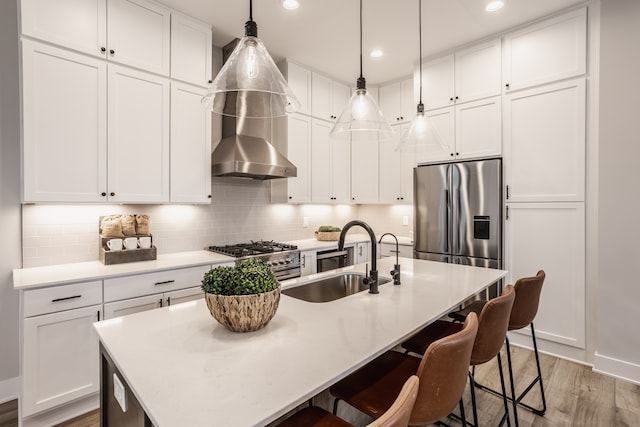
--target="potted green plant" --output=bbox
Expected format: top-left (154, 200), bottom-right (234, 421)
top-left (201, 258), bottom-right (281, 332)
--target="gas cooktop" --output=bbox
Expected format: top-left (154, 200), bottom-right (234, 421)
top-left (206, 240), bottom-right (298, 258)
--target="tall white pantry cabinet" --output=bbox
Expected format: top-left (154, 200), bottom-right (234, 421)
top-left (20, 0), bottom-right (213, 203)
top-left (502, 8), bottom-right (588, 353)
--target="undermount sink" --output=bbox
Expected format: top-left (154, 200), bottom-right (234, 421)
top-left (282, 273), bottom-right (391, 303)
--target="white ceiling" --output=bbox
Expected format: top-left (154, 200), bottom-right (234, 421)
top-left (161, 0), bottom-right (586, 85)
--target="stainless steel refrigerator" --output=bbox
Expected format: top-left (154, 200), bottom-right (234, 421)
top-left (414, 158), bottom-right (502, 269)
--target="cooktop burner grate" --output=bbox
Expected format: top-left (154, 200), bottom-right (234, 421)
top-left (206, 240), bottom-right (298, 258)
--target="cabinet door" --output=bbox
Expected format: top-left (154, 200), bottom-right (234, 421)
top-left (504, 202), bottom-right (585, 349)
top-left (165, 287), bottom-right (203, 306)
top-left (170, 13), bottom-right (212, 87)
top-left (356, 242), bottom-right (370, 264)
top-left (331, 138), bottom-right (351, 204)
top-left (398, 123), bottom-right (416, 203)
top-left (417, 107), bottom-right (455, 164)
top-left (400, 78), bottom-right (415, 122)
top-left (504, 79), bottom-right (585, 202)
top-left (300, 250), bottom-right (317, 276)
top-left (379, 81), bottom-right (402, 123)
top-left (23, 305), bottom-right (102, 416)
top-left (103, 294), bottom-right (162, 319)
top-left (311, 73), bottom-right (332, 120)
top-left (283, 62), bottom-right (311, 115)
top-left (455, 38), bottom-right (501, 103)
top-left (20, 0), bottom-right (107, 57)
top-left (107, 65), bottom-right (170, 203)
top-left (107, 0), bottom-right (171, 75)
top-left (422, 54), bottom-right (454, 111)
top-left (170, 82), bottom-right (212, 203)
top-left (379, 139), bottom-right (402, 204)
top-left (22, 40), bottom-right (108, 202)
top-left (311, 119), bottom-right (332, 202)
top-left (455, 96), bottom-right (501, 160)
top-left (503, 8), bottom-right (586, 92)
top-left (286, 114), bottom-right (312, 203)
top-left (351, 139), bottom-right (379, 204)
top-left (330, 80), bottom-right (350, 121)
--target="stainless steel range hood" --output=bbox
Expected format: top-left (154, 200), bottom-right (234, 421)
top-left (210, 39), bottom-right (297, 180)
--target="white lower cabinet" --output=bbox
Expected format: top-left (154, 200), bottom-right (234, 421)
top-left (22, 281), bottom-right (103, 417)
top-left (103, 286), bottom-right (203, 319)
top-left (300, 250), bottom-right (317, 276)
top-left (379, 243), bottom-right (413, 259)
top-left (355, 242), bottom-right (370, 264)
top-left (504, 202), bottom-right (585, 349)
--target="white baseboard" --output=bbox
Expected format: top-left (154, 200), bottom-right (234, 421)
top-left (0, 376), bottom-right (20, 404)
top-left (593, 352), bottom-right (640, 385)
top-left (21, 393), bottom-right (99, 427)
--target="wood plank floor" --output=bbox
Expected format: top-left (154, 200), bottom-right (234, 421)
top-left (1, 345), bottom-right (638, 426)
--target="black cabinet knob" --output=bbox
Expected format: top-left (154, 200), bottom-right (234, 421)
top-left (455, 96), bottom-right (459, 100)
top-left (208, 194), bottom-right (212, 198)
top-left (208, 80), bottom-right (212, 84)
top-left (352, 197), bottom-right (355, 201)
top-left (400, 116), bottom-right (404, 120)
top-left (100, 47), bottom-right (106, 53)
top-left (109, 49), bottom-right (115, 55)
top-left (450, 153), bottom-right (454, 157)
top-left (455, 152), bottom-right (459, 156)
top-left (288, 196), bottom-right (292, 200)
top-left (450, 97), bottom-right (454, 101)
top-left (101, 192), bottom-right (107, 197)
top-left (110, 192), bottom-right (115, 196)
top-left (506, 83), bottom-right (510, 89)
top-left (400, 197), bottom-right (404, 200)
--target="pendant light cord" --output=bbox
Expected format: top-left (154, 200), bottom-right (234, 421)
top-left (359, 0), bottom-right (363, 79)
top-left (249, 0), bottom-right (253, 21)
top-left (418, 0), bottom-right (423, 105)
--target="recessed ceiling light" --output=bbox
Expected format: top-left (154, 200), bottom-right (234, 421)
top-left (485, 0), bottom-right (505, 12)
top-left (282, 0), bottom-right (299, 10)
top-left (370, 49), bottom-right (384, 58)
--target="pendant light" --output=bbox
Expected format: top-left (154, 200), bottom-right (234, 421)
top-left (201, 0), bottom-right (300, 118)
top-left (329, 0), bottom-right (394, 141)
top-left (397, 0), bottom-right (446, 153)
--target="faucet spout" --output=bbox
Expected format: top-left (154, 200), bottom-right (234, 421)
top-left (379, 233), bottom-right (401, 285)
top-left (338, 220), bottom-right (378, 294)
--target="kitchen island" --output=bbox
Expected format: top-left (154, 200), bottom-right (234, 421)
top-left (94, 257), bottom-right (506, 426)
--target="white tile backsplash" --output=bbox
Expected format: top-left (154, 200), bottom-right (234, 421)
top-left (21, 178), bottom-right (364, 268)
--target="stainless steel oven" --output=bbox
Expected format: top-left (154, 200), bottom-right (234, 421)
top-left (316, 246), bottom-right (354, 272)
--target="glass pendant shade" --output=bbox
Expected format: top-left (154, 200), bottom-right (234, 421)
top-left (201, 36), bottom-right (301, 118)
top-left (397, 106), bottom-right (447, 153)
top-left (330, 88), bottom-right (395, 141)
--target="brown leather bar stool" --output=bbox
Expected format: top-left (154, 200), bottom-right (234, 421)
top-left (278, 375), bottom-right (419, 427)
top-left (449, 270), bottom-right (547, 419)
top-left (401, 285), bottom-right (516, 427)
top-left (329, 313), bottom-right (479, 426)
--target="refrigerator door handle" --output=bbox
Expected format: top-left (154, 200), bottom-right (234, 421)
top-left (444, 188), bottom-right (450, 253)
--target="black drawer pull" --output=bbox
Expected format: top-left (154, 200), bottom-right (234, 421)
top-left (154, 280), bottom-right (176, 286)
top-left (51, 295), bottom-right (81, 303)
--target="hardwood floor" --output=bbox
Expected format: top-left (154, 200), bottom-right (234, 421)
top-left (1, 345), bottom-right (638, 426)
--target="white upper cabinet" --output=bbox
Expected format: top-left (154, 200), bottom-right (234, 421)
top-left (418, 96), bottom-right (501, 164)
top-left (379, 77), bottom-right (415, 124)
top-left (170, 13), bottom-right (212, 87)
top-left (503, 7), bottom-right (587, 92)
top-left (170, 82), bottom-right (212, 203)
top-left (20, 0), bottom-right (107, 58)
top-left (22, 40), bottom-right (108, 202)
top-left (107, 0), bottom-right (171, 75)
top-left (271, 113), bottom-right (312, 204)
top-left (107, 64), bottom-right (170, 203)
top-left (311, 72), bottom-right (349, 122)
top-left (421, 39), bottom-right (501, 111)
top-left (21, 0), bottom-right (171, 76)
top-left (280, 61), bottom-right (312, 116)
top-left (311, 119), bottom-right (350, 204)
top-left (504, 79), bottom-right (585, 202)
top-left (379, 123), bottom-right (415, 204)
top-left (351, 139), bottom-right (379, 204)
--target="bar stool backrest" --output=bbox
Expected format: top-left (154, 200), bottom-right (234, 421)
top-left (509, 270), bottom-right (546, 330)
top-left (368, 375), bottom-right (419, 427)
top-left (410, 313), bottom-right (479, 425)
top-left (470, 285), bottom-right (515, 366)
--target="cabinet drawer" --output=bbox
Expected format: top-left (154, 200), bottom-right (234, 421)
top-left (23, 281), bottom-right (102, 317)
top-left (379, 243), bottom-right (414, 259)
top-left (104, 265), bottom-right (210, 302)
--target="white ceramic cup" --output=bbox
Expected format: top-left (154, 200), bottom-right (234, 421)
top-left (138, 236), bottom-right (152, 249)
top-left (123, 237), bottom-right (138, 250)
top-left (107, 238), bottom-right (123, 251)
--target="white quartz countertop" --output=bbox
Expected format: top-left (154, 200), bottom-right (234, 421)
top-left (13, 250), bottom-right (235, 289)
top-left (94, 257), bottom-right (506, 427)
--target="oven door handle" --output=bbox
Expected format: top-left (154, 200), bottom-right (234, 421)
top-left (316, 250), bottom-right (349, 260)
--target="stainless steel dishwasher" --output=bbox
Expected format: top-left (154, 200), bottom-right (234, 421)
top-left (316, 246), bottom-right (354, 272)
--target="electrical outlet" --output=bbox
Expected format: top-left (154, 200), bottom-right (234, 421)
top-left (303, 217), bottom-right (309, 228)
top-left (402, 216), bottom-right (409, 226)
top-left (113, 373), bottom-right (128, 413)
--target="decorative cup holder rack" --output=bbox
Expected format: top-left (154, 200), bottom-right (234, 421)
top-left (98, 216), bottom-right (157, 265)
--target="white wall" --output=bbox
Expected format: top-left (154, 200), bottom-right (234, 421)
top-left (0, 0), bottom-right (23, 401)
top-left (595, 0), bottom-right (640, 383)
